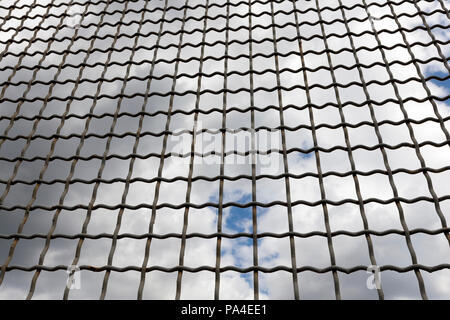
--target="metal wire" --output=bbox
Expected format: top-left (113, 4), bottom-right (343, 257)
top-left (0, 0), bottom-right (449, 300)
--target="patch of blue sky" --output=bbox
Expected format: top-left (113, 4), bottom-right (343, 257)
top-left (299, 150), bottom-right (314, 160)
top-left (223, 194), bottom-right (253, 266)
top-left (297, 139), bottom-right (315, 160)
top-left (210, 189), bottom-right (283, 294)
top-left (214, 193), bottom-right (254, 288)
top-left (225, 194), bottom-right (253, 234)
top-left (208, 193), bottom-right (252, 235)
top-left (429, 70), bottom-right (450, 94)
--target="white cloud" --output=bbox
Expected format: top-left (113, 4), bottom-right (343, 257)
top-left (0, 0), bottom-right (449, 300)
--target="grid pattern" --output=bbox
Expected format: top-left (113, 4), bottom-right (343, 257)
top-left (0, 0), bottom-right (449, 300)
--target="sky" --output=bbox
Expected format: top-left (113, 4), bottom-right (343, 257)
top-left (0, 0), bottom-right (449, 299)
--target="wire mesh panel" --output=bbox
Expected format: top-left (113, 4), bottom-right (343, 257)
top-left (0, 0), bottom-right (449, 300)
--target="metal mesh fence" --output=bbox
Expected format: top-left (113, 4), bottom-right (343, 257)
top-left (0, 0), bottom-right (449, 300)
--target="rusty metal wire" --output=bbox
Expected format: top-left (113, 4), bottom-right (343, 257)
top-left (0, 0), bottom-right (449, 300)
